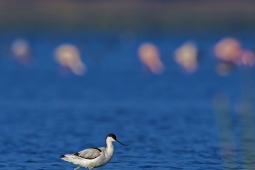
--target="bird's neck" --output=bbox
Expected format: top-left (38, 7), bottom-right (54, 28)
top-left (106, 140), bottom-right (114, 156)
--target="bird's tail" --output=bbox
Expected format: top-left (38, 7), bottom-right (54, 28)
top-left (60, 154), bottom-right (83, 162)
top-left (60, 154), bottom-right (66, 159)
top-left (60, 154), bottom-right (73, 161)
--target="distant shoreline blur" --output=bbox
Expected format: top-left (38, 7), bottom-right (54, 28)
top-left (1, 0), bottom-right (255, 32)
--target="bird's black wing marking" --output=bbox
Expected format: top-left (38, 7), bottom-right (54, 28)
top-left (93, 148), bottom-right (102, 152)
top-left (74, 148), bottom-right (102, 160)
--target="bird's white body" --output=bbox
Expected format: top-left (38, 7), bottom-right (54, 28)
top-left (61, 134), bottom-right (126, 170)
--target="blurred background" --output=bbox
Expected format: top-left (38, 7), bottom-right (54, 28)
top-left (1, 0), bottom-right (255, 170)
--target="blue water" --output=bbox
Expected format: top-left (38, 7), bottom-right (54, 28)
top-left (0, 31), bottom-right (255, 170)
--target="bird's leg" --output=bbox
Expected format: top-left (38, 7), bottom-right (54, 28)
top-left (74, 167), bottom-right (80, 170)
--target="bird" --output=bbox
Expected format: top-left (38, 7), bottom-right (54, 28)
top-left (60, 134), bottom-right (127, 170)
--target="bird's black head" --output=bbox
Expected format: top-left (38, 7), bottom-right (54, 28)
top-left (107, 133), bottom-right (117, 140)
top-left (106, 133), bottom-right (127, 146)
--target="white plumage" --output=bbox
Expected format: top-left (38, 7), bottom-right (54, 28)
top-left (60, 134), bottom-right (127, 170)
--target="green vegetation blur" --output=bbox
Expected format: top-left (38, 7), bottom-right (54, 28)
top-left (1, 0), bottom-right (255, 32)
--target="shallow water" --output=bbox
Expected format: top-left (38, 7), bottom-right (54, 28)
top-left (0, 31), bottom-right (255, 170)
